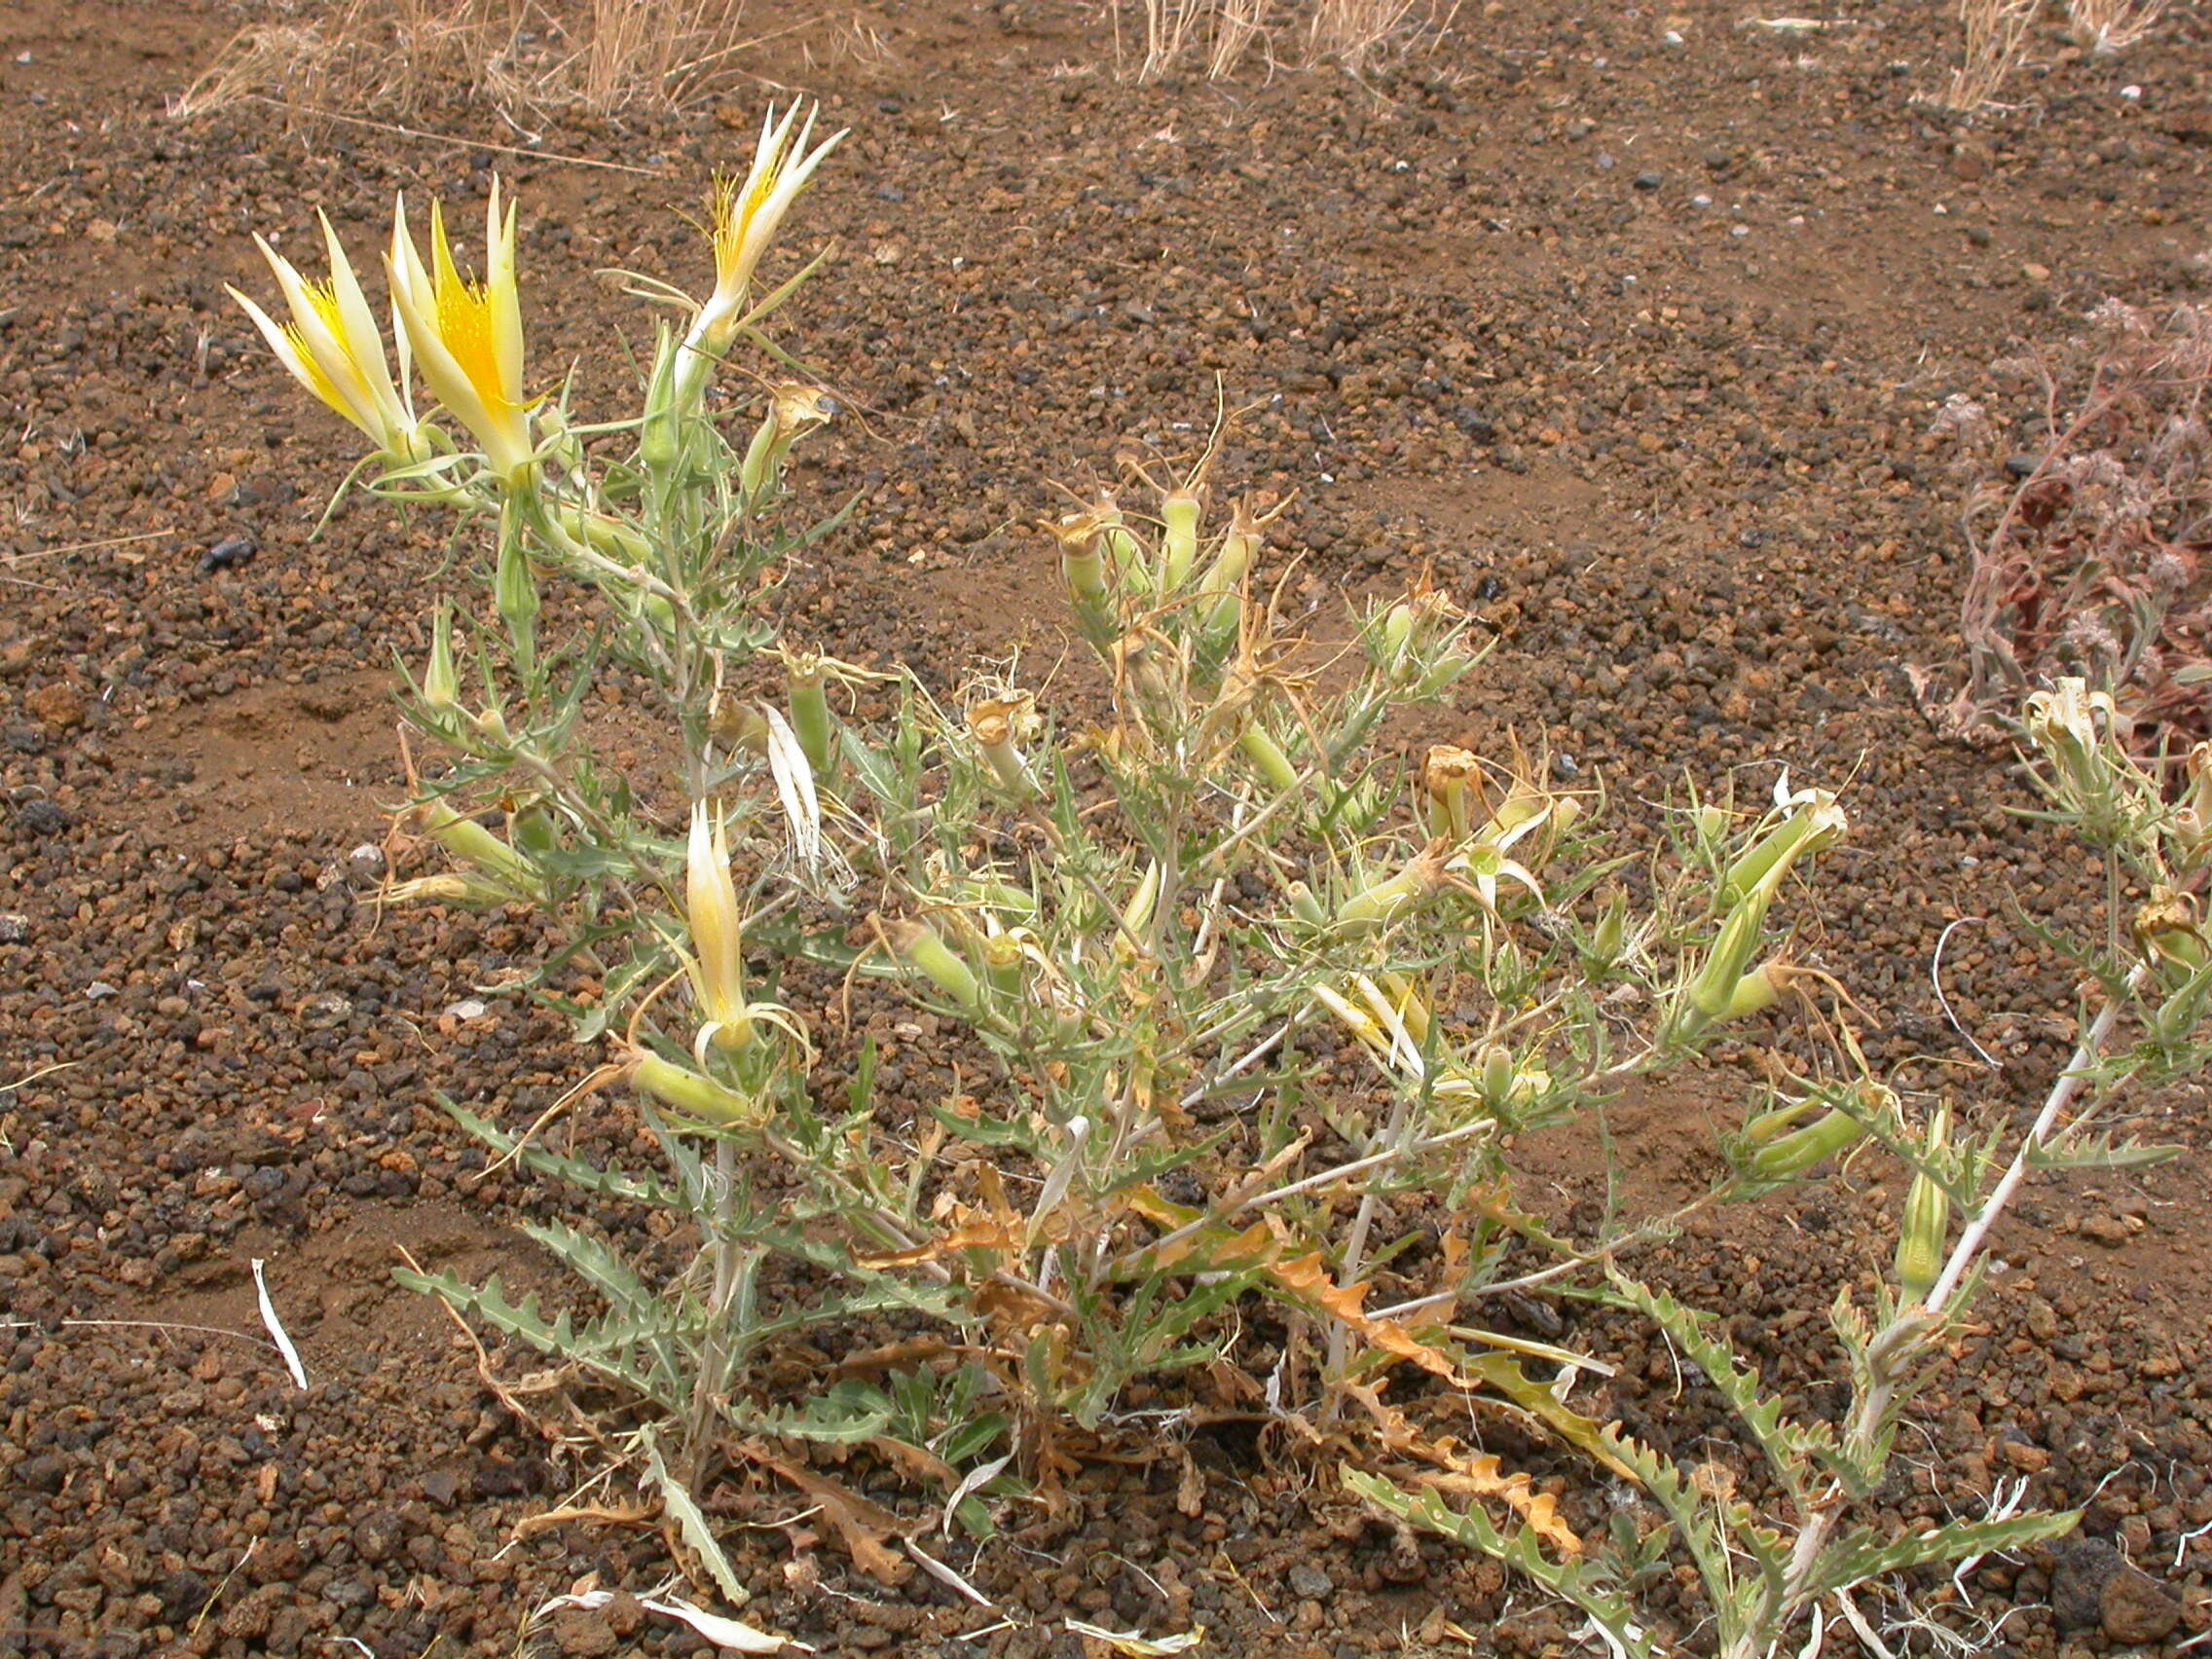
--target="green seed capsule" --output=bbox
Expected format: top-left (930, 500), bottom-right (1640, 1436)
top-left (1747, 1108), bottom-right (1865, 1182)
top-left (1238, 726), bottom-right (1301, 797)
top-left (1895, 1107), bottom-right (1952, 1303)
top-left (630, 1053), bottom-right (762, 1126)
top-left (788, 656), bottom-right (835, 777)
top-left (889, 919), bottom-right (983, 1014)
top-left (1161, 490), bottom-right (1201, 592)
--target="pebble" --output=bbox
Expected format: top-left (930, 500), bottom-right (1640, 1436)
top-left (196, 535), bottom-right (257, 575)
top-left (1289, 1562), bottom-right (1334, 1599)
top-left (0, 913), bottom-right (27, 944)
top-left (14, 798), bottom-right (69, 836)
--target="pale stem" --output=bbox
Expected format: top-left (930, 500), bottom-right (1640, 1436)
top-left (1743, 969), bottom-right (2143, 1657)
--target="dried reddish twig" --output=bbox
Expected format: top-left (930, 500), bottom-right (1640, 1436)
top-left (1924, 299), bottom-right (2212, 749)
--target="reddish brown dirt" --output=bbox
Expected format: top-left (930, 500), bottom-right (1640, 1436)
top-left (5, 0), bottom-right (2212, 1655)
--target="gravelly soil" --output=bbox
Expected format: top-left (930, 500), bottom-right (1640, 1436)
top-left (3, 0), bottom-right (2212, 1653)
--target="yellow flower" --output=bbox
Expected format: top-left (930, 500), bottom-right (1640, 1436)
top-left (685, 801), bottom-right (752, 1052)
top-left (388, 180), bottom-right (535, 483)
top-left (227, 212), bottom-right (420, 459)
top-left (685, 103), bottom-right (846, 365)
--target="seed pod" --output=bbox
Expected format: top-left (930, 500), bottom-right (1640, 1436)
top-left (423, 603), bottom-right (458, 712)
top-left (1237, 726), bottom-right (1301, 797)
top-left (969, 700), bottom-right (1036, 798)
top-left (1161, 487), bottom-right (1202, 593)
top-left (887, 918), bottom-right (983, 1014)
top-left (1895, 1105), bottom-right (1952, 1303)
top-left (416, 799), bottom-right (536, 893)
top-left (1685, 901), bottom-right (1770, 1021)
top-left (1423, 745), bottom-right (1487, 841)
top-left (788, 652), bottom-right (835, 777)
top-left (1747, 1108), bottom-right (1865, 1182)
top-left (1338, 843), bottom-right (1451, 931)
top-left (1285, 880), bottom-right (1327, 928)
top-left (630, 1052), bottom-right (763, 1126)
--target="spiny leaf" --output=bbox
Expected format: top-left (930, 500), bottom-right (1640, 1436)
top-left (642, 1426), bottom-right (750, 1607)
top-left (522, 1219), bottom-right (661, 1320)
top-left (439, 1097), bottom-right (687, 1208)
top-left (1345, 1470), bottom-right (1661, 1659)
top-left (1801, 1509), bottom-right (2083, 1602)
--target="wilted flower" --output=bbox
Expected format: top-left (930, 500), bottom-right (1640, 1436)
top-left (388, 182), bottom-right (535, 483)
top-left (228, 213), bottom-right (423, 461)
top-left (685, 801), bottom-right (752, 1053)
top-left (739, 382), bottom-right (838, 500)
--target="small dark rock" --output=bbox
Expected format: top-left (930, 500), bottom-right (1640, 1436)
top-left (1289, 1562), bottom-right (1334, 1599)
top-left (197, 535), bottom-right (256, 575)
top-left (14, 799), bottom-right (69, 837)
top-left (1633, 170), bottom-right (1663, 190)
top-left (420, 1467), bottom-right (463, 1507)
top-left (2050, 1537), bottom-right (2121, 1631)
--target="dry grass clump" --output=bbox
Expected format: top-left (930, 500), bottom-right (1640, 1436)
top-left (171, 0), bottom-right (754, 123)
top-left (1922, 299), bottom-right (2212, 746)
top-left (1940, 0), bottom-right (2038, 111)
top-left (1940, 0), bottom-right (2167, 111)
top-left (2064, 0), bottom-right (2166, 52)
top-left (1115, 0), bottom-right (1448, 81)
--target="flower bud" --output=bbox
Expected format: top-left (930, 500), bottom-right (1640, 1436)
top-left (1588, 891), bottom-right (1627, 968)
top-left (685, 801), bottom-right (753, 1052)
top-left (1694, 802), bottom-right (1732, 855)
top-left (1238, 725), bottom-right (1301, 797)
top-left (493, 532), bottom-right (539, 667)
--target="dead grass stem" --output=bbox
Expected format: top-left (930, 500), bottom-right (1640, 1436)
top-left (1941, 0), bottom-right (2037, 112)
top-left (172, 0), bottom-right (758, 125)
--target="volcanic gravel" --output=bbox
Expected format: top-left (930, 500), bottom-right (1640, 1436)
top-left (3, 0), bottom-right (2212, 1653)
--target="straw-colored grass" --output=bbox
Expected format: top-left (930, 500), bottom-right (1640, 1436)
top-left (170, 0), bottom-right (755, 123)
top-left (1113, 0), bottom-right (1446, 81)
